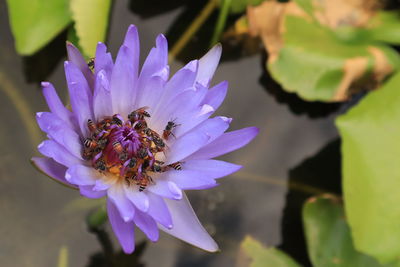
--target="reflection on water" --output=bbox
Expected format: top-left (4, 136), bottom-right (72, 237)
top-left (0, 0), bottom-right (340, 266)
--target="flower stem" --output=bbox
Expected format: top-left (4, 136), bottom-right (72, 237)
top-left (86, 206), bottom-right (108, 230)
top-left (210, 0), bottom-right (232, 47)
top-left (168, 0), bottom-right (218, 61)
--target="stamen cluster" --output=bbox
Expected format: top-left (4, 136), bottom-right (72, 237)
top-left (82, 107), bottom-right (181, 191)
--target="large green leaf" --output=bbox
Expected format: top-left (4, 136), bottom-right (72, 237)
top-left (268, 14), bottom-right (400, 102)
top-left (70, 0), bottom-right (112, 58)
top-left (239, 236), bottom-right (302, 267)
top-left (336, 71), bottom-right (400, 264)
top-left (6, 0), bottom-right (72, 55)
top-left (303, 195), bottom-right (393, 267)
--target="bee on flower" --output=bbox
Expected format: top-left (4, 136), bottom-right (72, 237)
top-left (32, 25), bottom-right (258, 253)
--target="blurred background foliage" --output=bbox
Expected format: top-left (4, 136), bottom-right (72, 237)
top-left (4, 0), bottom-right (400, 266)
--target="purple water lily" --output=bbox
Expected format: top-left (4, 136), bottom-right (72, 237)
top-left (32, 25), bottom-right (258, 253)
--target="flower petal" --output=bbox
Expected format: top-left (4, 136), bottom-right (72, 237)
top-left (66, 42), bottom-right (95, 88)
top-left (148, 180), bottom-right (182, 200)
top-left (93, 70), bottom-right (112, 120)
top-left (64, 61), bottom-right (94, 137)
top-left (196, 44), bottom-right (222, 87)
top-left (41, 82), bottom-right (76, 131)
top-left (108, 183), bottom-right (136, 222)
top-left (38, 140), bottom-right (83, 167)
top-left (133, 210), bottom-right (159, 242)
top-left (176, 115), bottom-right (231, 142)
top-left (182, 160), bottom-right (242, 179)
top-left (153, 60), bottom-right (198, 112)
top-left (187, 127), bottom-right (259, 160)
top-left (201, 81), bottom-right (228, 111)
top-left (31, 157), bottom-right (76, 188)
top-left (65, 164), bottom-right (103, 186)
top-left (147, 192), bottom-right (172, 229)
top-left (134, 75), bottom-right (165, 113)
top-left (139, 34), bottom-right (168, 84)
top-left (110, 45), bottom-right (136, 118)
top-left (124, 184), bottom-right (150, 212)
top-left (164, 131), bottom-right (210, 165)
top-left (123, 25), bottom-right (139, 77)
top-left (107, 199), bottom-right (135, 254)
top-left (36, 112), bottom-right (82, 158)
top-left (80, 185), bottom-right (107, 199)
top-left (95, 42), bottom-right (114, 79)
top-left (160, 193), bottom-right (219, 252)
top-left (166, 170), bottom-right (217, 190)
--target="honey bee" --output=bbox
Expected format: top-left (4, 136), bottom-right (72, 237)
top-left (87, 58), bottom-right (95, 70)
top-left (169, 162), bottom-right (182, 170)
top-left (83, 138), bottom-right (97, 149)
top-left (133, 120), bottom-right (147, 130)
top-left (136, 175), bottom-right (153, 192)
top-left (137, 147), bottom-right (148, 159)
top-left (112, 141), bottom-right (128, 161)
top-left (111, 114), bottom-right (123, 126)
top-left (94, 159), bottom-right (107, 172)
top-left (128, 158), bottom-right (137, 168)
top-left (151, 164), bottom-right (163, 172)
top-left (163, 120), bottom-right (180, 140)
top-left (128, 106), bottom-right (150, 122)
top-left (82, 149), bottom-right (93, 160)
top-left (87, 119), bottom-right (97, 133)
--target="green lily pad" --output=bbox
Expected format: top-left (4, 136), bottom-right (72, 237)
top-left (303, 195), bottom-right (393, 267)
top-left (336, 71), bottom-right (400, 264)
top-left (5, 0), bottom-right (72, 55)
top-left (268, 14), bottom-right (400, 102)
top-left (246, 0), bottom-right (400, 102)
top-left (239, 236), bottom-right (302, 267)
top-left (70, 0), bottom-right (112, 58)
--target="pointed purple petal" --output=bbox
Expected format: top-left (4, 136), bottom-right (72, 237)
top-left (187, 127), bottom-right (259, 160)
top-left (108, 183), bottom-right (136, 222)
top-left (64, 61), bottom-right (94, 137)
top-left (147, 193), bottom-right (172, 229)
top-left (139, 34), bottom-right (168, 83)
top-left (133, 210), bottom-right (159, 242)
top-left (201, 81), bottom-right (228, 111)
top-left (31, 157), bottom-right (76, 188)
top-left (110, 45), bottom-right (136, 118)
top-left (123, 25), bottom-right (139, 77)
top-left (134, 75), bottom-right (165, 112)
top-left (160, 194), bottom-right (219, 252)
top-left (65, 164), bottom-right (103, 186)
top-left (36, 112), bottom-right (82, 158)
top-left (93, 70), bottom-right (112, 120)
top-left (41, 82), bottom-right (77, 131)
top-left (124, 184), bottom-right (150, 212)
top-left (166, 170), bottom-right (217, 190)
top-left (182, 160), bottom-right (241, 179)
top-left (196, 44), bottom-right (222, 87)
top-left (148, 180), bottom-right (182, 200)
top-left (164, 131), bottom-right (210, 165)
top-left (80, 185), bottom-right (107, 198)
top-left (176, 115), bottom-right (231, 143)
top-left (38, 140), bottom-right (83, 167)
top-left (107, 199), bottom-right (135, 253)
top-left (95, 42), bottom-right (114, 80)
top-left (66, 42), bottom-right (94, 88)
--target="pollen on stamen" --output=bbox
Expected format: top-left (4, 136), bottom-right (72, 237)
top-left (81, 107), bottom-right (182, 192)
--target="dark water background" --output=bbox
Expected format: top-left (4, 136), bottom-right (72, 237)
top-left (0, 1), bottom-right (342, 266)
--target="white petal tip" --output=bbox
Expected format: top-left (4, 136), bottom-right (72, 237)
top-left (37, 142), bottom-right (45, 149)
top-left (199, 104), bottom-right (214, 116)
top-left (41, 81), bottom-right (50, 87)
